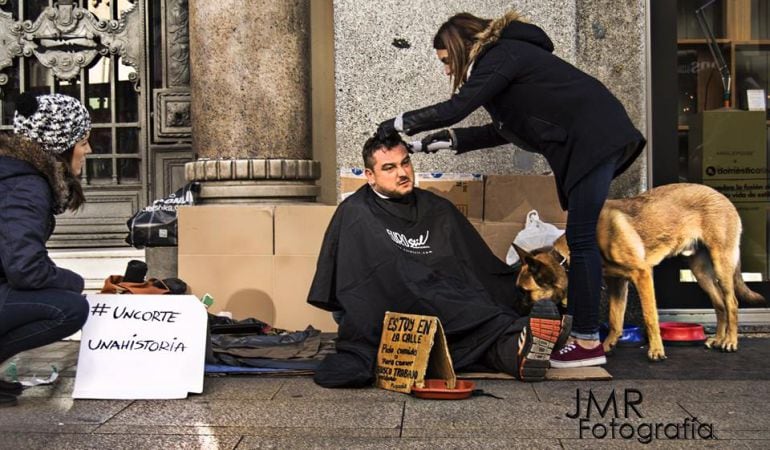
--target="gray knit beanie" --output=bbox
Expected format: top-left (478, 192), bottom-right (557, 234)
top-left (13, 93), bottom-right (92, 155)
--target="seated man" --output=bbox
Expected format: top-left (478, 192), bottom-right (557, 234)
top-left (308, 132), bottom-right (569, 387)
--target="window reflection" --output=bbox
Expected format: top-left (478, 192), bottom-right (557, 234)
top-left (90, 128), bottom-right (112, 155)
top-left (25, 58), bottom-right (51, 95)
top-left (87, 159), bottom-right (113, 181)
top-left (675, 0), bottom-right (770, 281)
top-left (116, 57), bottom-right (138, 122)
top-left (117, 128), bottom-right (139, 154)
top-left (118, 158), bottom-right (140, 182)
top-left (87, 0), bottom-right (112, 20)
top-left (55, 78), bottom-right (80, 101)
top-left (87, 57), bottom-right (112, 123)
top-left (24, 0), bottom-right (49, 22)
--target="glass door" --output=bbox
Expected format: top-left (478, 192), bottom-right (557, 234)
top-left (651, 0), bottom-right (770, 316)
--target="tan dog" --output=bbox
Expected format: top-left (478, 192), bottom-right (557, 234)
top-left (514, 183), bottom-right (765, 361)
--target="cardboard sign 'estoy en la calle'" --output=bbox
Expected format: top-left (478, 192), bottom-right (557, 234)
top-left (376, 312), bottom-right (456, 394)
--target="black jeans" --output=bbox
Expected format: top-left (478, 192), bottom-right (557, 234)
top-left (565, 156), bottom-right (619, 339)
top-left (0, 288), bottom-right (89, 365)
top-left (481, 317), bottom-right (528, 376)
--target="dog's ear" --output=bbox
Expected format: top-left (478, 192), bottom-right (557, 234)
top-left (513, 244), bottom-right (532, 264)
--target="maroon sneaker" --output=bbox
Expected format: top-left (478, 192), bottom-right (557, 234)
top-left (550, 341), bottom-right (607, 368)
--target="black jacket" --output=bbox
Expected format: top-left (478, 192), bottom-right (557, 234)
top-left (308, 186), bottom-right (523, 387)
top-left (401, 17), bottom-right (645, 208)
top-left (0, 134), bottom-right (84, 310)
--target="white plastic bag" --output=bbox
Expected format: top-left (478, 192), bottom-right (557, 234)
top-left (505, 210), bottom-right (565, 265)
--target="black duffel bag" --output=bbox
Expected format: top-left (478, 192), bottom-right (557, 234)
top-left (126, 182), bottom-right (199, 248)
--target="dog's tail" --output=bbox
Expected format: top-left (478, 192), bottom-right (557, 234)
top-left (734, 263), bottom-right (766, 305)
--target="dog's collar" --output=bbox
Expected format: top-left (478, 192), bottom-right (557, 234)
top-left (551, 248), bottom-right (568, 269)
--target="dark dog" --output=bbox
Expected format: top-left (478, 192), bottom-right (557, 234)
top-left (514, 183), bottom-right (765, 361)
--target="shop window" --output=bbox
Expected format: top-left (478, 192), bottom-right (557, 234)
top-left (654, 0), bottom-right (770, 307)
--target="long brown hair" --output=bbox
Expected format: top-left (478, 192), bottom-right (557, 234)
top-left (433, 13), bottom-right (491, 92)
top-left (55, 148), bottom-right (86, 211)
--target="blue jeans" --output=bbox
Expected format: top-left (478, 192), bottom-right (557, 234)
top-left (566, 156), bottom-right (619, 340)
top-left (0, 288), bottom-right (89, 365)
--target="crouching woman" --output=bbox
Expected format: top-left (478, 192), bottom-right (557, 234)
top-left (0, 93), bottom-right (93, 407)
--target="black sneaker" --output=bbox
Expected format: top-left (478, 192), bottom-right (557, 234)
top-left (516, 301), bottom-right (569, 382)
top-left (0, 379), bottom-right (22, 396)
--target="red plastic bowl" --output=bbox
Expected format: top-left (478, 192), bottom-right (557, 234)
top-left (659, 322), bottom-right (706, 344)
top-left (411, 379), bottom-right (476, 400)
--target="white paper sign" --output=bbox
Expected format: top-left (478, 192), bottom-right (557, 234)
top-left (73, 294), bottom-right (207, 399)
top-left (746, 89), bottom-right (766, 111)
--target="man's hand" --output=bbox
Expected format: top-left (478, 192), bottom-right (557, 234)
top-left (419, 129), bottom-right (454, 153)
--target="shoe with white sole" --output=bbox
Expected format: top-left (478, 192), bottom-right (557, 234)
top-left (515, 301), bottom-right (570, 381)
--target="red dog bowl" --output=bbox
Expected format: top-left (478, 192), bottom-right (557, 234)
top-left (411, 379), bottom-right (475, 400)
top-left (659, 322), bottom-right (706, 346)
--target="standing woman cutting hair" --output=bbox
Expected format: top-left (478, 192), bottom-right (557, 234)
top-left (377, 11), bottom-right (646, 368)
top-left (0, 93), bottom-right (93, 406)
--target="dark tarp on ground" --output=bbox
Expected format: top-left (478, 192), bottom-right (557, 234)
top-left (211, 327), bottom-right (321, 359)
top-left (308, 185), bottom-right (525, 388)
top-left (207, 316), bottom-right (333, 370)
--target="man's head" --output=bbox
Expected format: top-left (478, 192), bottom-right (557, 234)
top-left (362, 132), bottom-right (414, 198)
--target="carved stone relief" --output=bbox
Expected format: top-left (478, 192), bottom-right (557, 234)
top-left (165, 0), bottom-right (189, 87)
top-left (0, 0), bottom-right (144, 86)
top-left (154, 89), bottom-right (191, 140)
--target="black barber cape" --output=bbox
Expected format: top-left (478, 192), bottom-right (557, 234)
top-left (308, 185), bottom-right (522, 388)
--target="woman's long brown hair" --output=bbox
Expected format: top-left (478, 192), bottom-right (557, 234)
top-left (56, 147), bottom-right (86, 211)
top-left (432, 13), bottom-right (491, 92)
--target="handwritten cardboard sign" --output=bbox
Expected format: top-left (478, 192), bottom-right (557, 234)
top-left (73, 294), bottom-right (207, 399)
top-left (376, 312), bottom-right (456, 393)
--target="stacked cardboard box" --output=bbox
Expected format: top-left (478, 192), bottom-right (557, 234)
top-left (178, 174), bottom-right (564, 331)
top-left (178, 204), bottom-right (339, 331)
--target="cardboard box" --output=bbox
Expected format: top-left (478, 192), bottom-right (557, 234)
top-left (178, 204), bottom-right (339, 331)
top-left (484, 175), bottom-right (566, 224)
top-left (178, 205), bottom-right (274, 256)
top-left (340, 168), bottom-right (368, 199)
top-left (479, 221), bottom-right (566, 262)
top-left (274, 204), bottom-right (337, 256)
top-left (418, 175), bottom-right (483, 221)
top-left (178, 254), bottom-right (276, 322)
top-left (179, 254), bottom-right (337, 331)
top-left (480, 222), bottom-right (524, 262)
top-left (273, 255), bottom-right (337, 331)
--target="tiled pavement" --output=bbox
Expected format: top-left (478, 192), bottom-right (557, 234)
top-left (1, 340), bottom-right (770, 449)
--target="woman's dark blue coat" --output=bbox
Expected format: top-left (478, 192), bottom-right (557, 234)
top-left (0, 134), bottom-right (84, 311)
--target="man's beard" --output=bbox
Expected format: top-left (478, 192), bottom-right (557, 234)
top-left (377, 178), bottom-right (413, 198)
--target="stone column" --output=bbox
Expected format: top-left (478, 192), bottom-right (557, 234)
top-left (185, 0), bottom-right (319, 203)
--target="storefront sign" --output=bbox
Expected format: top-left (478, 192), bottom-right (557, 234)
top-left (689, 110), bottom-right (769, 275)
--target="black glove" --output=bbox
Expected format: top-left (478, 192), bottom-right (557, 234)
top-left (376, 118), bottom-right (397, 140)
top-left (419, 129), bottom-right (454, 153)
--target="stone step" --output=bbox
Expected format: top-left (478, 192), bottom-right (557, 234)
top-left (48, 248), bottom-right (145, 291)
